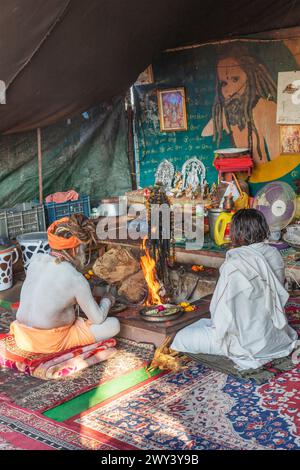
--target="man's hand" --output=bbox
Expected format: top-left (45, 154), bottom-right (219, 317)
top-left (102, 293), bottom-right (116, 307)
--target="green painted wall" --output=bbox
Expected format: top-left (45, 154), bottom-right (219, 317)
top-left (134, 40), bottom-right (298, 194)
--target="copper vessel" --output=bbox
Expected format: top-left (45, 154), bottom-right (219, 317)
top-left (223, 195), bottom-right (234, 210)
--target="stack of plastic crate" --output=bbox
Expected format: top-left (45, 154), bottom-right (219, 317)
top-left (0, 202), bottom-right (46, 240)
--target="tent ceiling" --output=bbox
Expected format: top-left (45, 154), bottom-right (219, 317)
top-left (1, 0), bottom-right (300, 134)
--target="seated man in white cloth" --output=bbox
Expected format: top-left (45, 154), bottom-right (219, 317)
top-left (10, 215), bottom-right (120, 354)
top-left (171, 209), bottom-right (298, 370)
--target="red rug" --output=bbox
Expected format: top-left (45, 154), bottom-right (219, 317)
top-left (285, 296), bottom-right (300, 337)
top-left (0, 396), bottom-right (126, 450)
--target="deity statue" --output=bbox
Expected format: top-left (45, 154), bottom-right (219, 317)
top-left (186, 163), bottom-right (200, 192)
top-left (181, 157), bottom-right (206, 194)
top-left (155, 160), bottom-right (175, 191)
top-left (180, 157), bottom-right (207, 200)
top-left (172, 171), bottom-right (184, 198)
top-left (202, 181), bottom-right (210, 199)
top-left (210, 182), bottom-right (220, 207)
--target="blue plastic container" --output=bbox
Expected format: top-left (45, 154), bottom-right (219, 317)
top-left (44, 195), bottom-right (91, 226)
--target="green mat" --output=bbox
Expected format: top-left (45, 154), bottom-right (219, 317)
top-left (0, 299), bottom-right (14, 311)
top-left (43, 366), bottom-right (162, 422)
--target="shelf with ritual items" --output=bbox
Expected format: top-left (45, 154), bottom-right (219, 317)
top-left (99, 155), bottom-right (234, 268)
top-left (95, 155), bottom-right (300, 295)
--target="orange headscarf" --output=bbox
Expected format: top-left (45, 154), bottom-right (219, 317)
top-left (47, 217), bottom-right (81, 250)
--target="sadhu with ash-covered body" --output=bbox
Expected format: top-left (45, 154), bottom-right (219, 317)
top-left (10, 215), bottom-right (120, 354)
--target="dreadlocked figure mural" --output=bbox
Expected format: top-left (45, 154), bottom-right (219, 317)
top-left (202, 47), bottom-right (279, 163)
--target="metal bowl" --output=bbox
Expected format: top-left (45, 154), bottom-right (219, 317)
top-left (140, 311), bottom-right (183, 322)
top-left (110, 302), bottom-right (128, 313)
top-left (214, 147), bottom-right (249, 158)
top-left (140, 305), bottom-right (183, 322)
top-left (98, 197), bottom-right (127, 217)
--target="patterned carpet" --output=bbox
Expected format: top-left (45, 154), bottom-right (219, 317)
top-left (67, 361), bottom-right (300, 450)
top-left (0, 396), bottom-right (130, 450)
top-left (0, 308), bottom-right (155, 411)
top-left (285, 297), bottom-right (300, 336)
top-left (1, 297), bottom-right (300, 450)
top-left (0, 309), bottom-right (13, 334)
top-left (4, 337), bottom-right (154, 411)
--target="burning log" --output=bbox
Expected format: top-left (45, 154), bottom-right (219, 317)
top-left (93, 247), bottom-right (147, 303)
top-left (118, 270), bottom-right (147, 304)
top-left (140, 237), bottom-right (164, 306)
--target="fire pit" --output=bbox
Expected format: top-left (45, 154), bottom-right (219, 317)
top-left (139, 238), bottom-right (217, 318)
top-left (138, 184), bottom-right (217, 324)
top-left (92, 249), bottom-right (217, 346)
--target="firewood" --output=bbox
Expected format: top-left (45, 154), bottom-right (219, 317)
top-left (93, 247), bottom-right (140, 283)
top-left (118, 270), bottom-right (147, 303)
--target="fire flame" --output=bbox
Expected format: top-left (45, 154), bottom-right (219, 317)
top-left (140, 237), bottom-right (163, 306)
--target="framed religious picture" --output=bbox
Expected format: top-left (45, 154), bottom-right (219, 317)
top-left (277, 71), bottom-right (300, 124)
top-left (280, 125), bottom-right (300, 153)
top-left (157, 87), bottom-right (188, 132)
top-left (135, 65), bottom-right (154, 85)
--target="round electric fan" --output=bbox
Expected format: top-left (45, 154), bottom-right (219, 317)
top-left (253, 182), bottom-right (296, 240)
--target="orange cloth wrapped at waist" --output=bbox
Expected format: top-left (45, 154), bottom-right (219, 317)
top-left (47, 217), bottom-right (81, 250)
top-left (10, 318), bottom-right (96, 354)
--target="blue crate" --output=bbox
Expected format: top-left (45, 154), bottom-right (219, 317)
top-left (44, 195), bottom-right (91, 226)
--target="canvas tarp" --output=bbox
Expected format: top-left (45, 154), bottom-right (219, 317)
top-left (0, 98), bottom-right (132, 208)
top-left (1, 0), bottom-right (300, 134)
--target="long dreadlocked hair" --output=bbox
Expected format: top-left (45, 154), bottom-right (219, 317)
top-left (54, 214), bottom-right (97, 245)
top-left (52, 214), bottom-right (97, 266)
top-left (212, 47), bottom-right (277, 161)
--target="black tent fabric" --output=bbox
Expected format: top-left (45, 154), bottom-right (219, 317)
top-left (0, 98), bottom-right (132, 208)
top-left (1, 0), bottom-right (300, 134)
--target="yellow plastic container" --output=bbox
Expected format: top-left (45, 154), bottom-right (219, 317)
top-left (234, 191), bottom-right (249, 210)
top-left (214, 211), bottom-right (234, 246)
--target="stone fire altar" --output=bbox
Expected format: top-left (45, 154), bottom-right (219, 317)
top-left (114, 295), bottom-right (212, 347)
top-left (92, 246), bottom-right (218, 346)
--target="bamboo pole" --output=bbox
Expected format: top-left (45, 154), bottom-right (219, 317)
top-left (37, 127), bottom-right (43, 203)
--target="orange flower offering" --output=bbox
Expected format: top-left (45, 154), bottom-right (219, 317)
top-left (179, 302), bottom-right (197, 312)
top-left (84, 270), bottom-right (95, 280)
top-left (191, 265), bottom-right (204, 272)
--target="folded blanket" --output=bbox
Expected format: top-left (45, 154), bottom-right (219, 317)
top-left (45, 190), bottom-right (79, 203)
top-left (0, 335), bottom-right (117, 380)
top-left (187, 351), bottom-right (297, 384)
